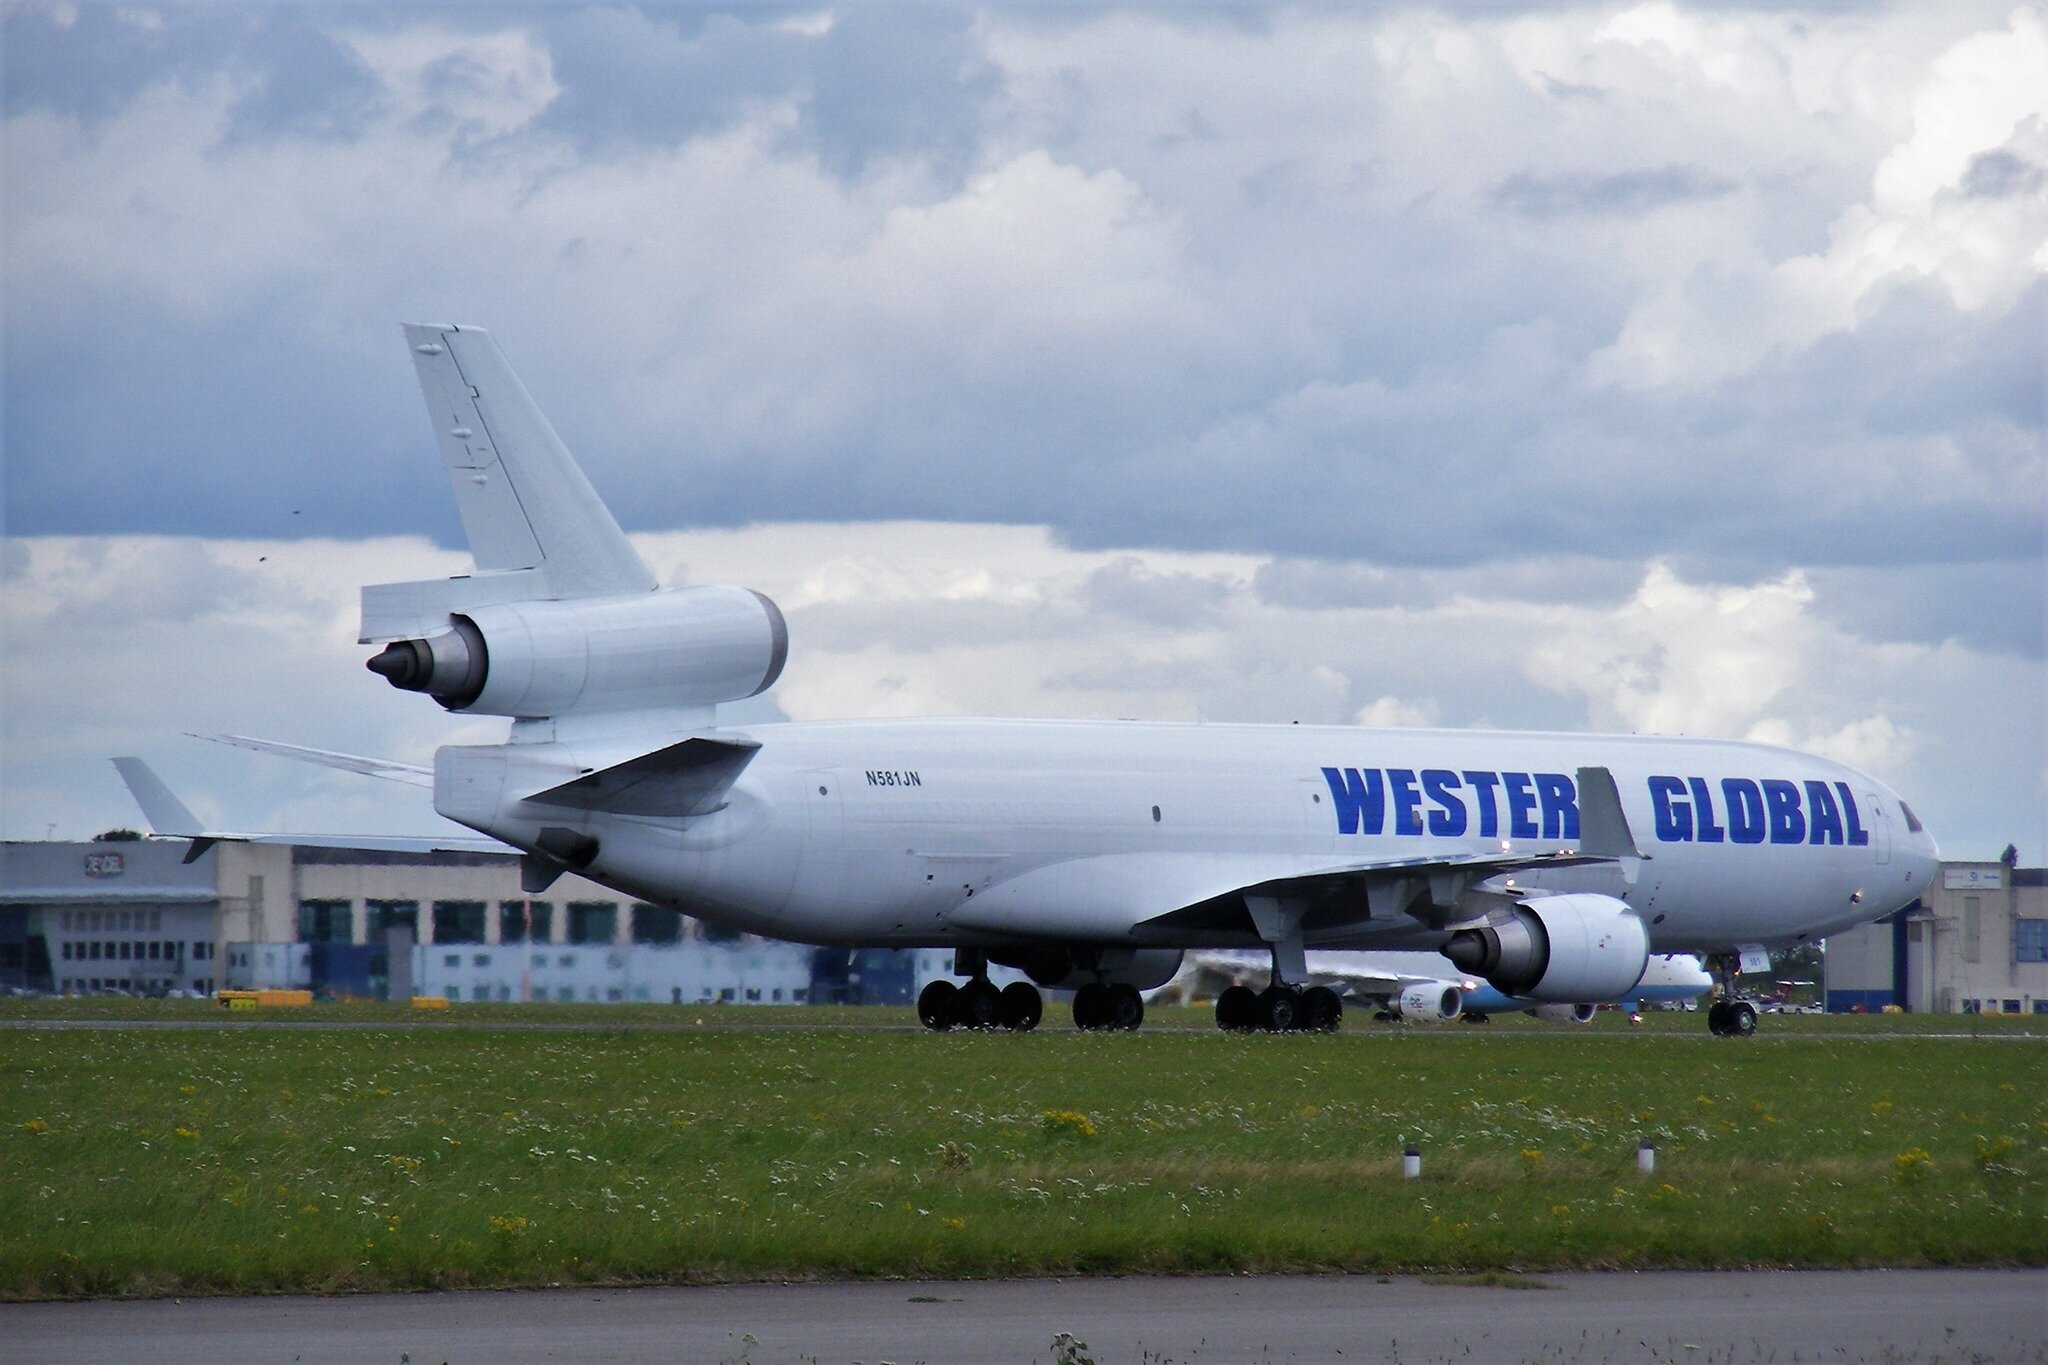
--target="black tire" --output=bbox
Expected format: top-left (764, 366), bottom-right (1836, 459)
top-left (1301, 985), bottom-right (1343, 1033)
top-left (998, 981), bottom-right (1043, 1032)
top-left (1216, 984), bottom-right (1258, 1032)
top-left (1259, 985), bottom-right (1299, 1033)
top-left (957, 978), bottom-right (1002, 1030)
top-left (1462, 1012), bottom-right (1491, 1024)
top-left (1072, 981), bottom-right (1109, 1031)
top-left (1727, 1001), bottom-right (1758, 1038)
top-left (1106, 983), bottom-right (1145, 1032)
top-left (1707, 1000), bottom-right (1730, 1036)
top-left (918, 980), bottom-right (959, 1031)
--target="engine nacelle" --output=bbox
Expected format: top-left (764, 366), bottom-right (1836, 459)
top-left (1443, 893), bottom-right (1649, 1003)
top-left (1393, 982), bottom-right (1463, 1022)
top-left (993, 947), bottom-right (1185, 994)
top-left (1532, 1003), bottom-right (1600, 1025)
top-left (368, 585), bottom-right (787, 718)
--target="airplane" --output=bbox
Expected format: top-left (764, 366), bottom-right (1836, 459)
top-left (1156, 950), bottom-right (1713, 1024)
top-left (122, 323), bottom-right (1943, 1041)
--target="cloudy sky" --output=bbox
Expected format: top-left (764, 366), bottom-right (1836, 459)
top-left (4, 1), bottom-right (2043, 859)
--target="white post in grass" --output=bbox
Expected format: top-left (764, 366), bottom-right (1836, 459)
top-left (1403, 1147), bottom-right (1422, 1179)
top-left (1637, 1140), bottom-right (1656, 1176)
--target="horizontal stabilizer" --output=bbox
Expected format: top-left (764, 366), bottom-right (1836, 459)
top-left (521, 736), bottom-right (761, 817)
top-left (197, 734), bottom-right (434, 788)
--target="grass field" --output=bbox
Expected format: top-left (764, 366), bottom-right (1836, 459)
top-left (4, 1003), bottom-right (2044, 1299)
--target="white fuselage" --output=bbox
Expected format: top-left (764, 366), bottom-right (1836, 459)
top-left (442, 718), bottom-right (1939, 955)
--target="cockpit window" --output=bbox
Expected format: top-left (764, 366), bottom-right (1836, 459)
top-left (1900, 802), bottom-right (1924, 834)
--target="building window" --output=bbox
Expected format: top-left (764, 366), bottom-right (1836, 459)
top-left (1963, 896), bottom-right (1981, 964)
top-left (2016, 920), bottom-right (2048, 964)
top-left (444, 954), bottom-right (461, 968)
top-left (366, 900), bottom-right (419, 942)
top-left (447, 986), bottom-right (460, 1001)
top-left (432, 900), bottom-right (487, 945)
top-left (631, 904), bottom-right (682, 945)
top-left (697, 919), bottom-right (742, 944)
top-left (472, 953), bottom-right (490, 968)
top-left (298, 899), bottom-right (353, 944)
top-left (567, 902), bottom-right (617, 945)
top-left (61, 943), bottom-right (72, 961)
top-left (499, 901), bottom-right (552, 943)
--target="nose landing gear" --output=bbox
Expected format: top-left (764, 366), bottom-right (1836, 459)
top-left (1705, 952), bottom-right (1760, 1038)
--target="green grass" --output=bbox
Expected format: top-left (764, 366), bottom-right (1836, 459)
top-left (3, 1005), bottom-right (2044, 1299)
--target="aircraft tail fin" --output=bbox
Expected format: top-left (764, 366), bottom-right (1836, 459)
top-left (113, 757), bottom-right (218, 862)
top-left (113, 757), bottom-right (204, 838)
top-left (401, 323), bottom-right (655, 602)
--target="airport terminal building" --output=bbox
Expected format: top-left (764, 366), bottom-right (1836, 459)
top-left (0, 837), bottom-right (921, 1005)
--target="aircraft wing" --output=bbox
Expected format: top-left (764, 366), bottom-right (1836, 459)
top-left (946, 845), bottom-right (1606, 944)
top-left (113, 758), bottom-right (511, 863)
top-left (950, 764), bottom-right (1646, 945)
top-left (194, 734), bottom-right (435, 787)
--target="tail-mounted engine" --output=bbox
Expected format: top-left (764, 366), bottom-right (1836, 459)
top-left (367, 584), bottom-right (787, 718)
top-left (1443, 893), bottom-right (1649, 1003)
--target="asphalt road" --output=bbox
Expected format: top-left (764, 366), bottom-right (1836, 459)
top-left (4, 1269), bottom-right (2042, 1363)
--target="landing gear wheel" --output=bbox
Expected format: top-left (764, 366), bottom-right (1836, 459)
top-left (1258, 985), bottom-right (1300, 1033)
top-left (1462, 1012), bottom-right (1491, 1024)
top-left (1072, 981), bottom-right (1110, 1031)
top-left (1216, 984), bottom-right (1259, 1032)
top-left (1725, 1000), bottom-right (1757, 1038)
top-left (1105, 983), bottom-right (1145, 1032)
top-left (957, 977), bottom-right (1002, 1030)
top-left (1707, 1001), bottom-right (1730, 1036)
top-left (998, 981), bottom-right (1043, 1032)
top-left (1300, 985), bottom-right (1344, 1033)
top-left (918, 980), bottom-right (958, 1031)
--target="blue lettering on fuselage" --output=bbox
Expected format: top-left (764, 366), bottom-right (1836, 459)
top-left (1321, 765), bottom-right (1871, 852)
top-left (1644, 775), bottom-right (1871, 847)
top-left (1319, 766), bottom-right (1577, 843)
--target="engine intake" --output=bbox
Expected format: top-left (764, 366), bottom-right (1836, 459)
top-left (367, 584), bottom-right (787, 718)
top-left (1444, 893), bottom-right (1649, 1002)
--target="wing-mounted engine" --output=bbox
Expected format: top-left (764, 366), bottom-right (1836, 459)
top-left (1531, 1002), bottom-right (1600, 1025)
top-left (365, 585), bottom-right (787, 718)
top-left (1442, 892), bottom-right (1649, 1003)
top-left (1392, 982), bottom-right (1463, 1022)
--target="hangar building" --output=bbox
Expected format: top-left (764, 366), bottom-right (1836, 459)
top-left (1824, 857), bottom-right (2046, 1014)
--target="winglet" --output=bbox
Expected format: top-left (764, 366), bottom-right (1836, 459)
top-left (1576, 765), bottom-right (1647, 861)
top-left (112, 758), bottom-right (217, 862)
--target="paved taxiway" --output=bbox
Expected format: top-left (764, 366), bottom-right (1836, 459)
top-left (5, 1269), bottom-right (2042, 1363)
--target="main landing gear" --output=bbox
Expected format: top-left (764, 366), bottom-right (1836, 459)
top-left (917, 977), bottom-right (1043, 1032)
top-left (1071, 981), bottom-right (1145, 1032)
top-left (1214, 982), bottom-right (1343, 1034)
top-left (1705, 952), bottom-right (1759, 1038)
